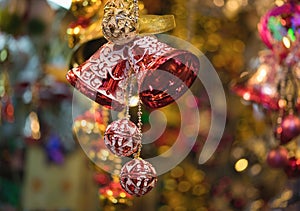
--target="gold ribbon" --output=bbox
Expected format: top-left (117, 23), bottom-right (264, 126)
top-left (139, 15), bottom-right (176, 35)
top-left (67, 1), bottom-right (176, 48)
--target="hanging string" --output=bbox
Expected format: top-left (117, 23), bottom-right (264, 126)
top-left (133, 0), bottom-right (139, 23)
top-left (125, 72), bottom-right (134, 120)
top-left (135, 99), bottom-right (143, 158)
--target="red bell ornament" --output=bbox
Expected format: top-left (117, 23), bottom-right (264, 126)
top-left (231, 50), bottom-right (282, 110)
top-left (104, 118), bottom-right (141, 157)
top-left (66, 36), bottom-right (199, 111)
top-left (120, 158), bottom-right (157, 197)
top-left (276, 114), bottom-right (300, 144)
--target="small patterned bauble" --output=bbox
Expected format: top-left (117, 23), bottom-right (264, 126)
top-left (120, 158), bottom-right (157, 196)
top-left (266, 147), bottom-right (289, 168)
top-left (102, 0), bottom-right (138, 45)
top-left (104, 118), bottom-right (141, 157)
top-left (285, 157), bottom-right (300, 178)
top-left (276, 114), bottom-right (300, 144)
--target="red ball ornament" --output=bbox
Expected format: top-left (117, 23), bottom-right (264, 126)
top-left (120, 158), bottom-right (157, 197)
top-left (276, 114), bottom-right (300, 144)
top-left (104, 118), bottom-right (141, 157)
top-left (285, 157), bottom-right (300, 178)
top-left (266, 147), bottom-right (289, 168)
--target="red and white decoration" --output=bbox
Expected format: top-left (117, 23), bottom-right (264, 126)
top-left (104, 118), bottom-right (141, 157)
top-left (66, 35), bottom-right (199, 111)
top-left (120, 158), bottom-right (157, 197)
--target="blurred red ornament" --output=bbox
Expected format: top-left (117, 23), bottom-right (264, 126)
top-left (93, 172), bottom-right (111, 186)
top-left (285, 157), bottom-right (300, 178)
top-left (231, 51), bottom-right (282, 110)
top-left (267, 146), bottom-right (289, 168)
top-left (276, 114), bottom-right (300, 144)
top-left (1, 97), bottom-right (14, 123)
top-left (66, 36), bottom-right (199, 111)
top-left (258, 2), bottom-right (300, 62)
top-left (104, 118), bottom-right (141, 157)
top-left (120, 158), bottom-right (157, 197)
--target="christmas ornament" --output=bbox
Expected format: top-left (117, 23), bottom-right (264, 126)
top-left (267, 146), bottom-right (289, 168)
top-left (93, 171), bottom-right (111, 187)
top-left (231, 50), bottom-right (281, 110)
top-left (275, 114), bottom-right (300, 144)
top-left (1, 96), bottom-right (14, 123)
top-left (119, 158), bottom-right (157, 197)
top-left (66, 0), bottom-right (199, 111)
top-left (232, 1), bottom-right (300, 179)
top-left (66, 35), bottom-right (199, 110)
top-left (66, 0), bottom-right (201, 196)
top-left (104, 118), bottom-right (141, 157)
top-left (102, 0), bottom-right (139, 45)
top-left (258, 2), bottom-right (300, 62)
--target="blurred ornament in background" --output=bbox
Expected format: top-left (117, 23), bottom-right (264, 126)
top-left (93, 170), bottom-right (111, 187)
top-left (1, 97), bottom-right (15, 124)
top-left (267, 146), bottom-right (289, 168)
top-left (258, 2), bottom-right (300, 63)
top-left (275, 114), bottom-right (300, 144)
top-left (230, 50), bottom-right (282, 110)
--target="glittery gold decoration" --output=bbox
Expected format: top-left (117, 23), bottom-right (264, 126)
top-left (102, 0), bottom-right (138, 45)
top-left (138, 15), bottom-right (176, 34)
